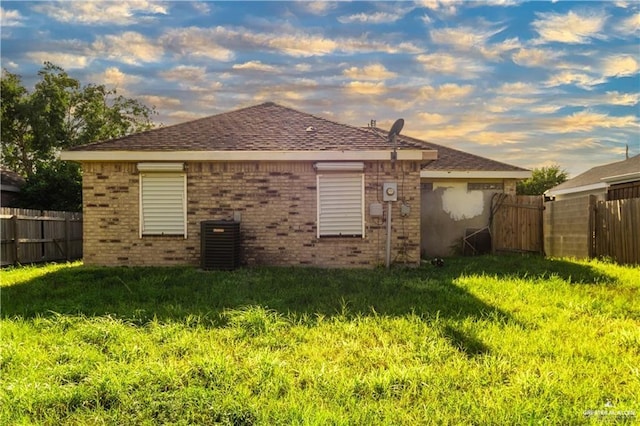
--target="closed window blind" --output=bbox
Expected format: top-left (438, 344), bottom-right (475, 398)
top-left (317, 173), bottom-right (364, 237)
top-left (140, 172), bottom-right (186, 237)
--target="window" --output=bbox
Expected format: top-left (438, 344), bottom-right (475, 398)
top-left (315, 162), bottom-right (365, 238)
top-left (468, 182), bottom-right (503, 191)
top-left (138, 163), bottom-right (186, 237)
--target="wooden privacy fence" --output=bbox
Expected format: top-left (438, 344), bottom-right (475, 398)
top-left (593, 198), bottom-right (640, 265)
top-left (491, 194), bottom-right (544, 254)
top-left (1, 208), bottom-right (82, 266)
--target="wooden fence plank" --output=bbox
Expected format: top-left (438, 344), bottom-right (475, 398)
top-left (492, 194), bottom-right (544, 254)
top-left (0, 207), bottom-right (83, 266)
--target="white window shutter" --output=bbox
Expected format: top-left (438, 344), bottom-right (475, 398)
top-left (140, 172), bottom-right (186, 237)
top-left (317, 173), bottom-right (364, 237)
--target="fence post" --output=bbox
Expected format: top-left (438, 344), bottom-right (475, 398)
top-left (588, 195), bottom-right (596, 259)
top-left (65, 215), bottom-right (71, 261)
top-left (11, 215), bottom-right (19, 263)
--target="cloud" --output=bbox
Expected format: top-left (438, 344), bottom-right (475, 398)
top-left (344, 81), bottom-right (388, 96)
top-left (418, 83), bottom-right (474, 101)
top-left (191, 1), bottom-right (211, 14)
top-left (495, 82), bottom-right (540, 96)
top-left (161, 27), bottom-right (235, 61)
top-left (466, 131), bottom-right (524, 146)
top-left (416, 53), bottom-right (488, 78)
top-left (232, 61), bottom-right (277, 72)
top-left (417, 112), bottom-right (450, 125)
top-left (298, 1), bottom-right (338, 16)
top-left (159, 65), bottom-right (208, 82)
top-left (543, 110), bottom-right (638, 133)
top-left (89, 67), bottom-right (142, 91)
top-left (1, 7), bottom-right (24, 27)
top-left (532, 10), bottom-right (607, 44)
top-left (531, 105), bottom-right (562, 114)
top-left (545, 70), bottom-right (605, 89)
top-left (429, 25), bottom-right (515, 59)
top-left (604, 91), bottom-right (639, 106)
top-left (343, 64), bottom-right (397, 80)
top-left (25, 52), bottom-right (90, 69)
top-left (338, 11), bottom-right (407, 24)
top-left (601, 55), bottom-right (639, 77)
top-left (32, 0), bottom-right (167, 25)
top-left (417, 0), bottom-right (460, 15)
top-left (618, 12), bottom-right (640, 34)
top-left (198, 25), bottom-right (420, 58)
top-left (512, 47), bottom-right (561, 67)
top-left (92, 32), bottom-right (164, 65)
top-left (138, 95), bottom-right (181, 109)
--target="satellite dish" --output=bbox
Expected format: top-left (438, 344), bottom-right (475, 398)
top-left (388, 118), bottom-right (404, 140)
top-left (388, 118), bottom-right (404, 168)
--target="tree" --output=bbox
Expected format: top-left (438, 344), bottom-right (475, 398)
top-left (1, 62), bottom-right (156, 210)
top-left (517, 165), bottom-right (568, 195)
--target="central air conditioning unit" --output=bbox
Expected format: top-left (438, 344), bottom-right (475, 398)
top-left (201, 220), bottom-right (240, 270)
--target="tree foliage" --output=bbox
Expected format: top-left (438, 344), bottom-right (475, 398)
top-left (1, 62), bottom-right (156, 210)
top-left (517, 165), bottom-right (568, 195)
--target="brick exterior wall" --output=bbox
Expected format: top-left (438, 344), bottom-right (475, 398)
top-left (81, 161), bottom-right (422, 268)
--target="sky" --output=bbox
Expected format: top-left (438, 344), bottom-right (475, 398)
top-left (1, 1), bottom-right (639, 177)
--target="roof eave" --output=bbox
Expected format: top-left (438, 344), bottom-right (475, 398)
top-left (60, 149), bottom-right (438, 162)
top-left (420, 170), bottom-right (531, 179)
top-left (545, 182), bottom-right (607, 196)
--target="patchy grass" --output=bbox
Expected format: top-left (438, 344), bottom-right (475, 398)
top-left (1, 256), bottom-right (639, 424)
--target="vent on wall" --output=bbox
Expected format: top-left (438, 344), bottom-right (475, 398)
top-left (201, 220), bottom-right (240, 270)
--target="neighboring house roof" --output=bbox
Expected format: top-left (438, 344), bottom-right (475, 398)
top-left (0, 169), bottom-right (26, 193)
top-left (367, 128), bottom-right (530, 179)
top-left (62, 102), bottom-right (436, 162)
top-left (546, 154), bottom-right (640, 197)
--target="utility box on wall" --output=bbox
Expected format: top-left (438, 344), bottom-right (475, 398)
top-left (383, 182), bottom-right (398, 202)
top-left (201, 220), bottom-right (240, 270)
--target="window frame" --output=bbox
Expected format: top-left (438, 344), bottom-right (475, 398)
top-left (316, 170), bottom-right (365, 239)
top-left (138, 165), bottom-right (187, 238)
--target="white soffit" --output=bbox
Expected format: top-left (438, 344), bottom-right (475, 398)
top-left (61, 150), bottom-right (436, 162)
top-left (420, 170), bottom-right (531, 179)
top-left (546, 182), bottom-right (607, 196)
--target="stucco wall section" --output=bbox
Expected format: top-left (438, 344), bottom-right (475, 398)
top-left (81, 161), bottom-right (421, 268)
top-left (421, 179), bottom-right (519, 257)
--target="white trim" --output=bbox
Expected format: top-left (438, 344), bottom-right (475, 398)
top-left (61, 149), bottom-right (436, 162)
top-left (601, 171), bottom-right (640, 184)
top-left (420, 170), bottom-right (531, 179)
top-left (545, 182), bottom-right (607, 196)
top-left (137, 162), bottom-right (184, 172)
top-left (314, 162), bottom-right (365, 171)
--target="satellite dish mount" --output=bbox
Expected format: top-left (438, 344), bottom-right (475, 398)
top-left (388, 118), bottom-right (404, 168)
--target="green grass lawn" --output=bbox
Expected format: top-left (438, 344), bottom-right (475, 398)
top-left (1, 256), bottom-right (639, 425)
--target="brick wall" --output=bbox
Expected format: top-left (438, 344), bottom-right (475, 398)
top-left (81, 160), bottom-right (422, 268)
top-left (543, 195), bottom-right (594, 259)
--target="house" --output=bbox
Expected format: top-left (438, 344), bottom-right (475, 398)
top-left (0, 169), bottom-right (25, 207)
top-left (61, 102), bottom-right (530, 267)
top-left (61, 102), bottom-right (438, 267)
top-left (546, 154), bottom-right (640, 201)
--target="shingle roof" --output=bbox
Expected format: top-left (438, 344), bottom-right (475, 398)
top-left (68, 102), bottom-right (430, 152)
top-left (548, 154), bottom-right (640, 192)
top-left (369, 128), bottom-right (528, 172)
top-left (66, 101), bottom-right (527, 173)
